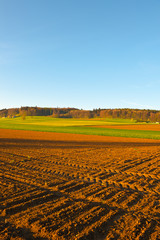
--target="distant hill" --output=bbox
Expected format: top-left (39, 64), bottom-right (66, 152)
top-left (0, 106), bottom-right (160, 123)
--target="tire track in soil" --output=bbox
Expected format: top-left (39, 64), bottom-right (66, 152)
top-left (1, 158), bottom-right (159, 204)
top-left (1, 155), bottom-right (159, 201)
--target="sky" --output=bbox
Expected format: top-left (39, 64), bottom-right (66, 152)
top-left (0, 0), bottom-right (160, 110)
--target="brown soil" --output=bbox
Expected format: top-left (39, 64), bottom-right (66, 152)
top-left (0, 129), bottom-right (160, 240)
top-left (89, 124), bottom-right (160, 131)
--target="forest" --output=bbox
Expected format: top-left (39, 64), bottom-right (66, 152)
top-left (0, 106), bottom-right (160, 122)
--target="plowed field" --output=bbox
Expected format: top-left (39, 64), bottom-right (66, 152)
top-left (0, 129), bottom-right (160, 240)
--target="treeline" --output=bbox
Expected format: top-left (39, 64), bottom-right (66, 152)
top-left (0, 106), bottom-right (160, 122)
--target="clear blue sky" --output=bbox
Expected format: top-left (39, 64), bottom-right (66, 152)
top-left (1, 0), bottom-right (160, 110)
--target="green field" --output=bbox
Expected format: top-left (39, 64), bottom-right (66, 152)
top-left (0, 116), bottom-right (160, 139)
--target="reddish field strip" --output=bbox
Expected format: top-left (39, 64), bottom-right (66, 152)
top-left (0, 129), bottom-right (160, 240)
top-left (89, 124), bottom-right (160, 131)
top-left (1, 128), bottom-right (160, 142)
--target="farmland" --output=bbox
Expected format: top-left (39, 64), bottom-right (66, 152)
top-left (1, 116), bottom-right (160, 139)
top-left (0, 129), bottom-right (160, 239)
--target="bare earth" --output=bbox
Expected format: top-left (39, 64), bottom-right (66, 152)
top-left (0, 129), bottom-right (160, 240)
top-left (88, 124), bottom-right (160, 131)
